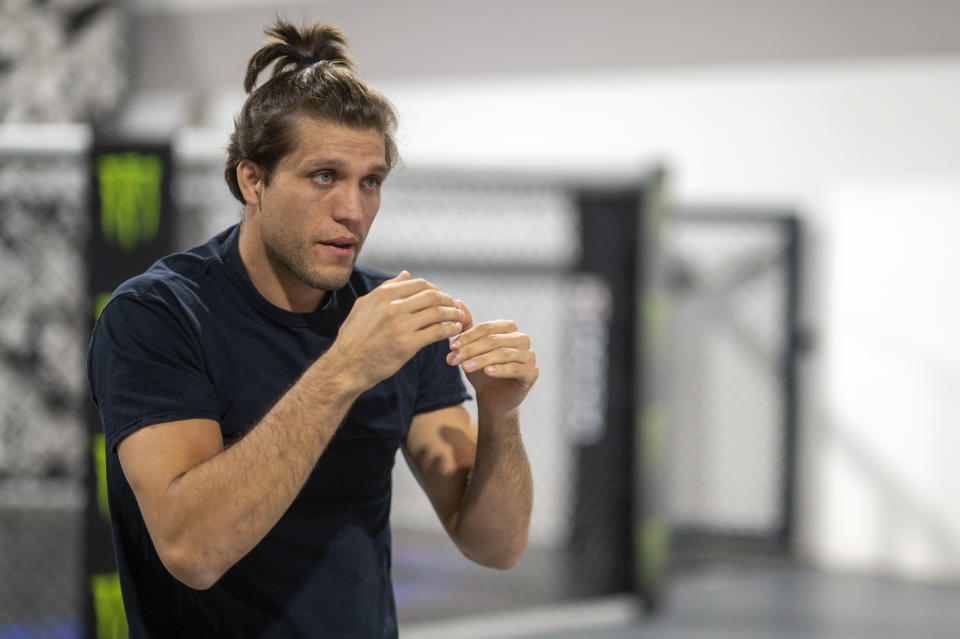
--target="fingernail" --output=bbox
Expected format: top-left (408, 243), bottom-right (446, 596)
top-left (455, 322), bottom-right (462, 332)
top-left (458, 308), bottom-right (464, 320)
top-left (448, 352), bottom-right (460, 365)
top-left (450, 339), bottom-right (461, 349)
top-left (463, 360), bottom-right (476, 372)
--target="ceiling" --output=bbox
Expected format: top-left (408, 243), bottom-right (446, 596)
top-left (130, 0), bottom-right (960, 95)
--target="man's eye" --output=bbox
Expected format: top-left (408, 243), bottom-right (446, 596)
top-left (362, 176), bottom-right (381, 189)
top-left (314, 171), bottom-right (334, 183)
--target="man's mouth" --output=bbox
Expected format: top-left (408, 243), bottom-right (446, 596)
top-left (318, 237), bottom-right (357, 256)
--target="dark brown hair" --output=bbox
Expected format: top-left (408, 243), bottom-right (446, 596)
top-left (224, 19), bottom-right (399, 204)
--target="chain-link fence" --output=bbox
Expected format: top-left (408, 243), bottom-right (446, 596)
top-left (0, 2), bottom-right (128, 125)
top-left (0, 150), bottom-right (89, 636)
top-left (664, 210), bottom-right (801, 556)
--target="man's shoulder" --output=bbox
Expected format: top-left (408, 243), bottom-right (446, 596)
top-left (108, 226), bottom-right (236, 312)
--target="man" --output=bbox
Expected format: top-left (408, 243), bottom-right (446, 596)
top-left (87, 19), bottom-right (536, 638)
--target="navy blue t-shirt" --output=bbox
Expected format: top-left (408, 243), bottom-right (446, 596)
top-left (87, 224), bottom-right (469, 638)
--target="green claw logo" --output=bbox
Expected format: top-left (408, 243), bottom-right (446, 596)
top-left (91, 572), bottom-right (128, 638)
top-left (98, 152), bottom-right (163, 251)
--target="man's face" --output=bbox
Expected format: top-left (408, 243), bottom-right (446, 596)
top-left (253, 115), bottom-right (388, 294)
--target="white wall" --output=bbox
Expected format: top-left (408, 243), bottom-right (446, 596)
top-left (376, 57), bottom-right (960, 198)
top-left (813, 181), bottom-right (960, 582)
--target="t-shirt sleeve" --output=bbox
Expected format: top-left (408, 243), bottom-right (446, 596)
top-left (87, 286), bottom-right (220, 452)
top-left (412, 338), bottom-right (471, 415)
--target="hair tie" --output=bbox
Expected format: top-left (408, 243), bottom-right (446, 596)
top-left (298, 56), bottom-right (319, 68)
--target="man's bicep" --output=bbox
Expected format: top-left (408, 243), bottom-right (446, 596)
top-left (402, 405), bottom-right (477, 533)
top-left (117, 419), bottom-right (223, 527)
top-left (90, 293), bottom-right (220, 450)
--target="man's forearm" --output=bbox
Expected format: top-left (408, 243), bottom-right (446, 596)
top-left (452, 406), bottom-right (533, 569)
top-left (156, 346), bottom-right (364, 589)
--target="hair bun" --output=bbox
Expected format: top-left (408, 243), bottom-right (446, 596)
top-left (225, 17), bottom-right (399, 204)
top-left (243, 19), bottom-right (355, 93)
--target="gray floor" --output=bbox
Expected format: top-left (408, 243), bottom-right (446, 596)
top-left (394, 527), bottom-right (573, 623)
top-left (561, 563), bottom-right (957, 639)
top-left (401, 558), bottom-right (960, 639)
top-left (0, 507), bottom-right (81, 627)
top-left (3, 512), bottom-right (958, 638)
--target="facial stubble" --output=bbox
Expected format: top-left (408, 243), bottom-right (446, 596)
top-left (263, 232), bottom-right (359, 295)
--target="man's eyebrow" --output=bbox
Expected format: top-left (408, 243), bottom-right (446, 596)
top-left (302, 157), bottom-right (346, 170)
top-left (302, 158), bottom-right (389, 175)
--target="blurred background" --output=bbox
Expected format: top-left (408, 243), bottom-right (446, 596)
top-left (1, 0), bottom-right (959, 637)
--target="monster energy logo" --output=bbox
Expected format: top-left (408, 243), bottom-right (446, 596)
top-left (91, 433), bottom-right (109, 520)
top-left (90, 435), bottom-right (128, 635)
top-left (91, 572), bottom-right (128, 638)
top-left (97, 152), bottom-right (163, 251)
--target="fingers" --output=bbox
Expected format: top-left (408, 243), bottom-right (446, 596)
top-left (447, 338), bottom-right (534, 370)
top-left (387, 281), bottom-right (462, 334)
top-left (337, 272), bottom-right (467, 389)
top-left (450, 320), bottom-right (524, 353)
top-left (456, 300), bottom-right (474, 333)
top-left (377, 272), bottom-right (462, 337)
top-left (392, 287), bottom-right (458, 315)
top-left (384, 270), bottom-right (411, 283)
top-left (416, 317), bottom-right (465, 344)
top-left (477, 360), bottom-right (540, 386)
top-left (378, 272), bottom-right (439, 301)
top-left (446, 320), bottom-right (538, 384)
top-left (457, 346), bottom-right (537, 374)
top-left (410, 307), bottom-right (463, 337)
top-left (374, 279), bottom-right (536, 380)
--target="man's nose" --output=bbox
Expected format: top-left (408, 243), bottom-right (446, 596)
top-left (332, 185), bottom-right (364, 223)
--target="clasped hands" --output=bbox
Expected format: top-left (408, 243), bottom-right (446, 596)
top-left (334, 271), bottom-right (538, 416)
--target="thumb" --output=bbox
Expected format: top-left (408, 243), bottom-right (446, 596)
top-left (387, 270), bottom-right (411, 283)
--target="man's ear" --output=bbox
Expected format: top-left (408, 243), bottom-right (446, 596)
top-left (237, 160), bottom-right (263, 205)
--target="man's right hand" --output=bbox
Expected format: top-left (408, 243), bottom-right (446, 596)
top-left (326, 271), bottom-right (463, 391)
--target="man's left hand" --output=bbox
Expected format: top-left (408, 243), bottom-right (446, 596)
top-left (446, 301), bottom-right (538, 417)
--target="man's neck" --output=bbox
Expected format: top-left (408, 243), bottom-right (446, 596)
top-left (237, 220), bottom-right (329, 313)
